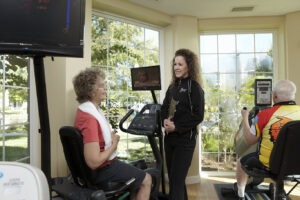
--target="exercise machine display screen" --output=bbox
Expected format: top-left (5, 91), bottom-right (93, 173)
top-left (255, 79), bottom-right (272, 107)
top-left (131, 65), bottom-right (161, 91)
top-left (127, 104), bottom-right (161, 136)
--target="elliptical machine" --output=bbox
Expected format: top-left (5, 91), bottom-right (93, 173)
top-left (118, 65), bottom-right (168, 199)
top-left (119, 103), bottom-right (167, 199)
top-left (237, 79), bottom-right (273, 189)
top-left (221, 79), bottom-right (273, 199)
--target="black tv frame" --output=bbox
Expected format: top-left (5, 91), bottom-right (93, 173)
top-left (0, 0), bottom-right (86, 181)
top-left (0, 0), bottom-right (85, 57)
top-left (131, 65), bottom-right (161, 91)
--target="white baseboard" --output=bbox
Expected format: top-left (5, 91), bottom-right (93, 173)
top-left (186, 175), bottom-right (201, 184)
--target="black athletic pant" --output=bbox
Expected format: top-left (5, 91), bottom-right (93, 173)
top-left (164, 131), bottom-right (197, 200)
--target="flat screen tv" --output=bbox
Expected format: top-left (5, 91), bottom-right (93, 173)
top-left (0, 0), bottom-right (85, 57)
top-left (131, 65), bottom-right (161, 91)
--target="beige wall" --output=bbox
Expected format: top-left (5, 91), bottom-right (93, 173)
top-left (285, 11), bottom-right (300, 101)
top-left (163, 15), bottom-right (201, 183)
top-left (44, 0), bottom-right (300, 183)
top-left (92, 0), bottom-right (171, 26)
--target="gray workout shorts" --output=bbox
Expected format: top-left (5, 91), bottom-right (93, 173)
top-left (92, 159), bottom-right (146, 191)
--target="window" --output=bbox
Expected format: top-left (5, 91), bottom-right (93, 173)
top-left (200, 32), bottom-right (275, 173)
top-left (0, 55), bottom-right (30, 163)
top-left (91, 12), bottom-right (161, 163)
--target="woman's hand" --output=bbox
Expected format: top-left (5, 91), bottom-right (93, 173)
top-left (164, 118), bottom-right (176, 133)
top-left (111, 132), bottom-right (120, 150)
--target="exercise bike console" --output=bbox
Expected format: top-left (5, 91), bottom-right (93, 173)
top-left (119, 104), bottom-right (161, 136)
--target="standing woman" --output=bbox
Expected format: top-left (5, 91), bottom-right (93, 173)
top-left (161, 49), bottom-right (205, 200)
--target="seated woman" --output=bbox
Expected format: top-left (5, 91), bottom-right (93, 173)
top-left (72, 67), bottom-right (152, 200)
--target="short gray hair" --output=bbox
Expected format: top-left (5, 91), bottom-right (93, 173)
top-left (273, 80), bottom-right (297, 101)
top-left (73, 68), bottom-right (105, 103)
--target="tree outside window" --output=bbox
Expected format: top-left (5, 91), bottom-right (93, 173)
top-left (0, 55), bottom-right (30, 163)
top-left (91, 13), bottom-right (161, 164)
top-left (200, 33), bottom-right (274, 173)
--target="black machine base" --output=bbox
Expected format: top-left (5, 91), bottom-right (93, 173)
top-left (220, 182), bottom-right (292, 200)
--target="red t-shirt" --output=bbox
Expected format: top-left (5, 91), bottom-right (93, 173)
top-left (74, 109), bottom-right (115, 168)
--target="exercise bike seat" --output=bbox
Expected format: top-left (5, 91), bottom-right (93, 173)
top-left (52, 126), bottom-right (136, 200)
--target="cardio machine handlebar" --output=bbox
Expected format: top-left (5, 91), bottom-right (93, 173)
top-left (119, 104), bottom-right (162, 136)
top-left (119, 109), bottom-right (135, 134)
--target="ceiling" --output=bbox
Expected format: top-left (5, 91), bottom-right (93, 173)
top-left (128, 0), bottom-right (300, 19)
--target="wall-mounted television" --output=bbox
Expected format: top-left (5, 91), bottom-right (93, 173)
top-left (131, 65), bottom-right (161, 91)
top-left (0, 0), bottom-right (85, 57)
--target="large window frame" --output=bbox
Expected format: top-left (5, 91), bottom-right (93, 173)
top-left (0, 55), bottom-right (33, 164)
top-left (91, 11), bottom-right (163, 163)
top-left (199, 30), bottom-right (278, 175)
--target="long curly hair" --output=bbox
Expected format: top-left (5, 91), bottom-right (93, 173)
top-left (170, 48), bottom-right (203, 87)
top-left (73, 68), bottom-right (105, 103)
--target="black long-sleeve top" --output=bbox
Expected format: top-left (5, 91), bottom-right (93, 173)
top-left (161, 77), bottom-right (205, 134)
